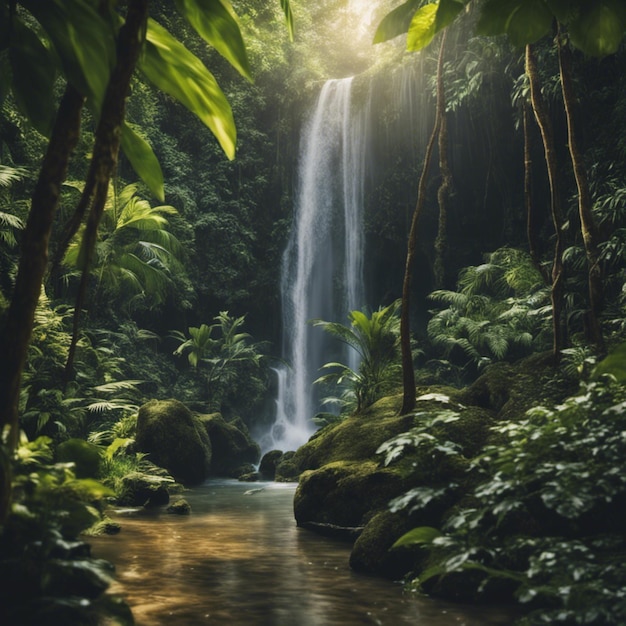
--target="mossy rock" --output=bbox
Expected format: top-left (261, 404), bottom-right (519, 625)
top-left (56, 438), bottom-right (102, 479)
top-left (167, 498), bottom-right (191, 515)
top-left (458, 352), bottom-right (576, 422)
top-left (197, 412), bottom-right (260, 476)
top-left (259, 449), bottom-right (284, 480)
top-left (275, 451), bottom-right (299, 482)
top-left (135, 399), bottom-right (212, 485)
top-left (117, 472), bottom-right (172, 507)
top-left (349, 509), bottom-right (424, 579)
top-left (294, 461), bottom-right (410, 528)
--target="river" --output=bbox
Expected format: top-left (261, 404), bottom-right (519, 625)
top-left (90, 480), bottom-right (515, 625)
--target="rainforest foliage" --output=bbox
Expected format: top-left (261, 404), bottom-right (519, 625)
top-left (1, 0), bottom-right (626, 624)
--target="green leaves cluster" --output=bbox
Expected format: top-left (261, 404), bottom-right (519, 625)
top-left (0, 0), bottom-right (294, 199)
top-left (390, 349), bottom-right (626, 623)
top-left (313, 301), bottom-right (402, 413)
top-left (427, 248), bottom-right (551, 369)
top-left (171, 310), bottom-right (267, 414)
top-left (375, 0), bottom-right (626, 58)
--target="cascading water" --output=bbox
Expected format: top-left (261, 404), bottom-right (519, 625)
top-left (266, 77), bottom-right (369, 452)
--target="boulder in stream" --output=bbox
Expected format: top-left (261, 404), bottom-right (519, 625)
top-left (198, 412), bottom-right (260, 476)
top-left (135, 399), bottom-right (212, 485)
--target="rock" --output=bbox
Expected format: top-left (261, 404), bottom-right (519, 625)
top-left (238, 472), bottom-right (261, 482)
top-left (229, 463), bottom-right (257, 479)
top-left (198, 412), bottom-right (260, 476)
top-left (56, 438), bottom-right (102, 478)
top-left (167, 499), bottom-right (191, 515)
top-left (259, 449), bottom-right (284, 480)
top-left (349, 510), bottom-right (423, 579)
top-left (135, 399), bottom-right (212, 485)
top-left (294, 461), bottom-right (410, 528)
top-left (275, 451), bottom-right (300, 482)
top-left (117, 472), bottom-right (172, 507)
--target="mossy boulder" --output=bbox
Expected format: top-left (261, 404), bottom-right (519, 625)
top-left (294, 461), bottom-right (411, 528)
top-left (197, 412), bottom-right (260, 476)
top-left (56, 438), bottom-right (102, 478)
top-left (135, 399), bottom-right (212, 485)
top-left (259, 449), bottom-right (284, 480)
top-left (275, 451), bottom-right (299, 482)
top-left (458, 352), bottom-right (576, 422)
top-left (167, 498), bottom-right (191, 515)
top-left (349, 510), bottom-right (424, 579)
top-left (117, 472), bottom-right (172, 507)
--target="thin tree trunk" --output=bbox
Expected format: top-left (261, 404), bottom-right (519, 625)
top-left (434, 40), bottom-right (452, 290)
top-left (556, 33), bottom-right (604, 348)
top-left (0, 86), bottom-right (85, 522)
top-left (525, 44), bottom-right (565, 361)
top-left (64, 0), bottom-right (150, 384)
top-left (400, 33), bottom-right (446, 415)
top-left (522, 101), bottom-right (550, 285)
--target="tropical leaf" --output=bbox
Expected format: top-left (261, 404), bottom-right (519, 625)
top-left (280, 0), bottom-right (295, 42)
top-left (407, 3), bottom-right (439, 51)
top-left (175, 0), bottom-right (252, 81)
top-left (568, 0), bottom-right (626, 58)
top-left (8, 17), bottom-right (58, 136)
top-left (120, 123), bottom-right (165, 202)
top-left (140, 18), bottom-right (236, 159)
top-left (22, 0), bottom-right (115, 110)
top-left (392, 526), bottom-right (443, 549)
top-left (374, 0), bottom-right (422, 44)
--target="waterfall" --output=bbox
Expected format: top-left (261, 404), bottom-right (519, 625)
top-left (266, 77), bottom-right (368, 452)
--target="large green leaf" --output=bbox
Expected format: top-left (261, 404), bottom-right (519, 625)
top-left (392, 525), bottom-right (443, 549)
top-left (120, 123), bottom-right (165, 202)
top-left (374, 0), bottom-right (423, 44)
top-left (175, 0), bottom-right (251, 81)
top-left (568, 0), bottom-right (626, 57)
top-left (8, 18), bottom-right (58, 136)
top-left (476, 0), bottom-right (523, 36)
top-left (546, 0), bottom-right (580, 23)
top-left (139, 18), bottom-right (236, 160)
top-left (280, 0), bottom-right (295, 42)
top-left (407, 3), bottom-right (439, 51)
top-left (21, 0), bottom-right (115, 110)
top-left (506, 0), bottom-right (553, 47)
top-left (592, 342), bottom-right (626, 384)
top-left (435, 0), bottom-right (466, 32)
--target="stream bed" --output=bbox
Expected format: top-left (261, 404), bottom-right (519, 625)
top-left (90, 479), bottom-right (515, 625)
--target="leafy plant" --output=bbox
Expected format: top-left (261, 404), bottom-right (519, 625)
top-left (390, 345), bottom-right (626, 624)
top-left (427, 248), bottom-right (551, 370)
top-left (313, 301), bottom-right (402, 413)
top-left (171, 310), bottom-right (267, 415)
top-left (0, 433), bottom-right (132, 625)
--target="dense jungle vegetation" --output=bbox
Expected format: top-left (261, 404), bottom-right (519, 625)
top-left (1, 0), bottom-right (626, 624)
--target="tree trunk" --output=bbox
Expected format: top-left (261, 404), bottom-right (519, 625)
top-left (0, 86), bottom-right (85, 522)
top-left (522, 102), bottom-right (550, 285)
top-left (525, 44), bottom-right (565, 361)
top-left (556, 33), bottom-right (604, 348)
top-left (434, 38), bottom-right (452, 291)
top-left (64, 0), bottom-right (150, 383)
top-left (400, 33), bottom-right (446, 415)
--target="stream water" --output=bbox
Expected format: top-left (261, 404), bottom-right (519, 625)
top-left (91, 480), bottom-right (515, 626)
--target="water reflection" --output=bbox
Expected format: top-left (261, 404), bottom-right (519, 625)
top-left (90, 480), bottom-right (513, 625)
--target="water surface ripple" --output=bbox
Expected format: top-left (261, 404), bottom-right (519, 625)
top-left (91, 480), bottom-right (514, 625)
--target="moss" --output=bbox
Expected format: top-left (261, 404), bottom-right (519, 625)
top-left (294, 461), bottom-right (410, 528)
top-left (349, 509), bottom-right (423, 579)
top-left (136, 399), bottom-right (212, 485)
top-left (197, 412), bottom-right (260, 475)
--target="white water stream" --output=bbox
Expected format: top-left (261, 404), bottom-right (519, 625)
top-left (266, 78), bottom-right (369, 452)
